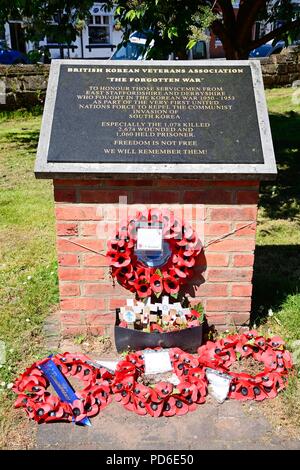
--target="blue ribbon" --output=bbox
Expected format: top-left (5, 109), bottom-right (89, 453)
top-left (38, 357), bottom-right (91, 427)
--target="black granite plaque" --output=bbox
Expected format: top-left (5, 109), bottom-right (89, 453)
top-left (46, 64), bottom-right (264, 164)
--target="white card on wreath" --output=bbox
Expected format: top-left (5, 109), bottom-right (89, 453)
top-left (136, 228), bottom-right (163, 251)
top-left (144, 349), bottom-right (173, 375)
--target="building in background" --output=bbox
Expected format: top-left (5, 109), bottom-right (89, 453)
top-left (2, 1), bottom-right (300, 61)
top-left (3, 3), bottom-right (122, 60)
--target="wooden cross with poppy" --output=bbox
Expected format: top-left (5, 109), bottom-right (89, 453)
top-left (120, 307), bottom-right (136, 329)
top-left (142, 298), bottom-right (158, 326)
top-left (172, 303), bottom-right (191, 318)
top-left (156, 296), bottom-right (172, 316)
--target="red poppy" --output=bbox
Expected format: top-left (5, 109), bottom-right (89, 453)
top-left (173, 265), bottom-right (190, 279)
top-left (123, 397), bottom-right (137, 412)
top-left (171, 360), bottom-right (185, 376)
top-left (42, 394), bottom-right (71, 421)
top-left (170, 219), bottom-right (183, 238)
top-left (109, 251), bottom-right (131, 268)
top-left (187, 367), bottom-right (206, 384)
top-left (87, 382), bottom-right (111, 406)
top-left (136, 267), bottom-right (152, 281)
top-left (144, 400), bottom-right (164, 417)
top-left (282, 350), bottom-right (293, 369)
top-left (198, 342), bottom-right (224, 369)
top-left (115, 264), bottom-right (133, 280)
top-left (176, 253), bottom-right (196, 268)
top-left (18, 376), bottom-right (47, 395)
top-left (254, 336), bottom-right (268, 351)
top-left (180, 352), bottom-right (199, 369)
top-left (235, 339), bottom-right (254, 358)
top-left (82, 395), bottom-right (100, 417)
top-left (149, 208), bottom-right (163, 224)
top-left (126, 352), bottom-right (144, 369)
top-left (119, 321), bottom-right (128, 328)
top-left (133, 278), bottom-right (151, 298)
top-left (71, 399), bottom-right (86, 422)
top-left (131, 383), bottom-right (153, 403)
top-left (134, 399), bottom-right (148, 416)
top-left (262, 383), bottom-right (278, 399)
top-left (229, 381), bottom-right (254, 401)
top-left (177, 382), bottom-right (198, 402)
top-left (169, 348), bottom-right (184, 363)
top-left (187, 320), bottom-right (200, 328)
top-left (74, 363), bottom-right (94, 382)
top-left (150, 323), bottom-right (164, 333)
top-left (150, 274), bottom-right (163, 295)
top-left (155, 382), bottom-right (173, 399)
top-left (15, 394), bottom-right (31, 409)
top-left (114, 389), bottom-right (131, 405)
top-left (128, 222), bottom-right (138, 240)
top-left (166, 396), bottom-right (189, 416)
top-left (115, 361), bottom-right (136, 378)
top-left (260, 349), bottom-right (278, 371)
top-left (162, 398), bottom-right (176, 417)
top-left (107, 239), bottom-right (126, 251)
top-left (163, 276), bottom-right (179, 294)
top-left (125, 272), bottom-right (137, 287)
top-left (268, 336), bottom-right (285, 349)
top-left (44, 404), bottom-right (67, 422)
top-left (245, 330), bottom-right (259, 340)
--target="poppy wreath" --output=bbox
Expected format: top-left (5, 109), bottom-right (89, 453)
top-left (112, 347), bottom-right (207, 417)
top-left (107, 208), bottom-right (202, 298)
top-left (197, 331), bottom-right (293, 401)
top-left (13, 352), bottom-right (113, 424)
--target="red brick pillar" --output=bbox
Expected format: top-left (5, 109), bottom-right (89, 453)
top-left (53, 178), bottom-right (259, 336)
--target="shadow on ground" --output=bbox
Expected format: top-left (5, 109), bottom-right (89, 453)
top-left (252, 245), bottom-right (300, 324)
top-left (3, 130), bottom-right (40, 150)
top-left (259, 112), bottom-right (300, 221)
top-left (252, 110), bottom-right (300, 325)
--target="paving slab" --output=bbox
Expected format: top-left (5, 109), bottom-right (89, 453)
top-left (35, 399), bottom-right (300, 450)
top-left (34, 333), bottom-right (300, 451)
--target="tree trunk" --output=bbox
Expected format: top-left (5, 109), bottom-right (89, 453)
top-left (223, 46), bottom-right (249, 60)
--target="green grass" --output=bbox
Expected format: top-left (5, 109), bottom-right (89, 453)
top-left (252, 87), bottom-right (300, 433)
top-left (0, 89), bottom-right (299, 446)
top-left (252, 88), bottom-right (300, 325)
top-left (0, 109), bottom-right (58, 448)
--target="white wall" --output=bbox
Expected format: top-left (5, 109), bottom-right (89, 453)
top-left (5, 2), bottom-right (123, 60)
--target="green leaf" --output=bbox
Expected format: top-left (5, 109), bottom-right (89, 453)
top-left (171, 293), bottom-right (178, 299)
top-left (167, 26), bottom-right (178, 40)
top-left (125, 10), bottom-right (136, 21)
top-left (236, 352), bottom-right (241, 361)
top-left (187, 39), bottom-right (197, 50)
top-left (115, 6), bottom-right (124, 15)
top-left (155, 269), bottom-right (163, 277)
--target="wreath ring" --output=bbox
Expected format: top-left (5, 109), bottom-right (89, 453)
top-left (107, 208), bottom-right (202, 298)
top-left (12, 353), bottom-right (113, 423)
top-left (197, 331), bottom-right (293, 401)
top-left (112, 347), bottom-right (207, 417)
top-left (13, 335), bottom-right (293, 422)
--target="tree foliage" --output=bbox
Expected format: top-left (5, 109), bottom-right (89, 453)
top-left (105, 0), bottom-right (300, 59)
top-left (0, 1), bottom-right (94, 44)
top-left (1, 1), bottom-right (300, 58)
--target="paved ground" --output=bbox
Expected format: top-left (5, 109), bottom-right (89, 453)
top-left (35, 331), bottom-right (300, 450)
top-left (35, 391), bottom-right (300, 450)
